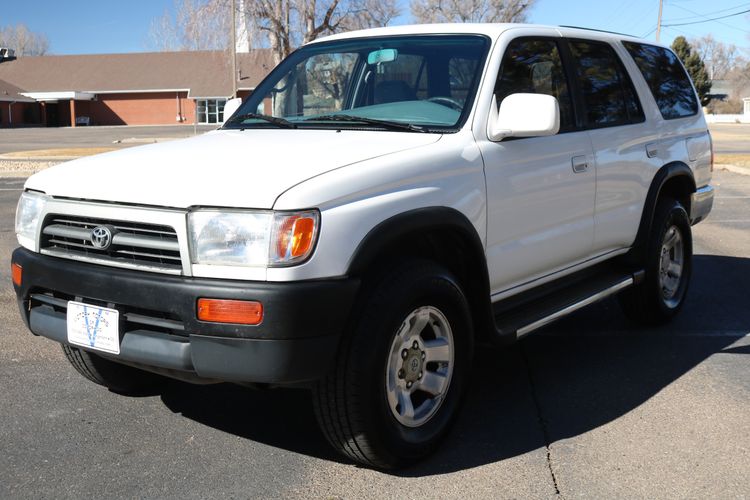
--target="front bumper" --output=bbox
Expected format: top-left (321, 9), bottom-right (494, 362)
top-left (12, 248), bottom-right (359, 384)
top-left (690, 184), bottom-right (714, 225)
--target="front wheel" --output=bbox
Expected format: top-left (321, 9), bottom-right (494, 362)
top-left (313, 261), bottom-right (473, 469)
top-left (620, 197), bottom-right (692, 324)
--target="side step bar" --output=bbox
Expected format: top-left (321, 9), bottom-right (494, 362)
top-left (492, 267), bottom-right (644, 342)
top-left (515, 277), bottom-right (633, 338)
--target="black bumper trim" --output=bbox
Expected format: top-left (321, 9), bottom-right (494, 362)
top-left (28, 304), bottom-right (338, 383)
top-left (13, 247), bottom-right (359, 384)
top-left (13, 247), bottom-right (359, 340)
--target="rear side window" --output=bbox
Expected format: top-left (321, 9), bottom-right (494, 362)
top-left (568, 40), bottom-right (644, 128)
top-left (495, 38), bottom-right (575, 132)
top-left (622, 41), bottom-right (699, 120)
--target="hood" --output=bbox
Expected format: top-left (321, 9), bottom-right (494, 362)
top-left (26, 129), bottom-right (441, 209)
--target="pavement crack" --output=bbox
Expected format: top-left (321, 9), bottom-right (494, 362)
top-left (520, 340), bottom-right (562, 497)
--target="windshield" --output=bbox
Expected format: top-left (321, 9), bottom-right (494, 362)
top-left (224, 35), bottom-right (490, 132)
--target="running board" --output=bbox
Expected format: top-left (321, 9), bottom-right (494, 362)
top-left (492, 268), bottom-right (644, 342)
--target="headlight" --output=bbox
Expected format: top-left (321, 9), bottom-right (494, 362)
top-left (188, 210), bottom-right (319, 267)
top-left (15, 191), bottom-right (47, 249)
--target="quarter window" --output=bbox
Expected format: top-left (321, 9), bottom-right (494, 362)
top-left (568, 40), bottom-right (644, 127)
top-left (495, 38), bottom-right (575, 131)
top-left (196, 98), bottom-right (227, 124)
top-left (622, 41), bottom-right (699, 120)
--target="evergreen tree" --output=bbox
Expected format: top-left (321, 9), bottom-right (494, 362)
top-left (671, 36), bottom-right (712, 106)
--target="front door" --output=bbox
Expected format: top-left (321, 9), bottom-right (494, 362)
top-left (478, 36), bottom-right (596, 295)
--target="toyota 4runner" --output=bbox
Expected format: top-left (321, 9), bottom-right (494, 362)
top-left (12, 24), bottom-right (714, 469)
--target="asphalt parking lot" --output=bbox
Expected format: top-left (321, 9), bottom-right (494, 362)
top-left (711, 123), bottom-right (750, 154)
top-left (0, 125), bottom-right (216, 155)
top-left (0, 157), bottom-right (748, 496)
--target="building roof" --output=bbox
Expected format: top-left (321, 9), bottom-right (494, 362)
top-left (0, 78), bottom-right (35, 102)
top-left (0, 50), bottom-right (274, 99)
top-left (709, 79), bottom-right (732, 97)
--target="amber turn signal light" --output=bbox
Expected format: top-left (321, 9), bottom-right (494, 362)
top-left (275, 215), bottom-right (317, 261)
top-left (197, 298), bottom-right (263, 325)
top-left (11, 263), bottom-right (22, 287)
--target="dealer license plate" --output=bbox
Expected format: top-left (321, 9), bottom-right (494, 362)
top-left (66, 301), bottom-right (120, 355)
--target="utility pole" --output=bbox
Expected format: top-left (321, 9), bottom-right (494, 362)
top-left (231, 0), bottom-right (238, 99)
top-left (655, 0), bottom-right (663, 42)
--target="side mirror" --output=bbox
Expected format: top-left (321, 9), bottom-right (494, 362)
top-left (222, 97), bottom-right (243, 123)
top-left (487, 93), bottom-right (560, 142)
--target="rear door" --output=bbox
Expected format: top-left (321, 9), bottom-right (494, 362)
top-left (564, 37), bottom-right (663, 253)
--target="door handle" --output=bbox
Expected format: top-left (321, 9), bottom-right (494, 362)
top-left (571, 155), bottom-right (589, 173)
top-left (646, 143), bottom-right (659, 158)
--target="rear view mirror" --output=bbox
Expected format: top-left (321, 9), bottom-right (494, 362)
top-left (487, 93), bottom-right (560, 142)
top-left (367, 48), bottom-right (398, 65)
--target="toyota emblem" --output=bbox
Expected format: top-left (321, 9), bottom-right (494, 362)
top-left (90, 226), bottom-right (113, 250)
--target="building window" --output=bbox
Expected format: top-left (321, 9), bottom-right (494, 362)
top-left (196, 99), bottom-right (227, 124)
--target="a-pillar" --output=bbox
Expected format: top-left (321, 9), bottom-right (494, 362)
top-left (69, 99), bottom-right (76, 128)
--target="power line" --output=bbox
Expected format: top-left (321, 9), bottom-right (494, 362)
top-left (661, 1), bottom-right (750, 22)
top-left (642, 26), bottom-right (658, 38)
top-left (667, 3), bottom-right (750, 35)
top-left (661, 8), bottom-right (750, 28)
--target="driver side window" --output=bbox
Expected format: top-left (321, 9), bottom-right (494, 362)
top-left (494, 38), bottom-right (575, 132)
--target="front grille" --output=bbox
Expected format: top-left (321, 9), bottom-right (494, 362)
top-left (40, 215), bottom-right (183, 274)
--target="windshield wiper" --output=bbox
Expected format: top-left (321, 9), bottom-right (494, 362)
top-left (224, 113), bottom-right (297, 129)
top-left (303, 114), bottom-right (426, 132)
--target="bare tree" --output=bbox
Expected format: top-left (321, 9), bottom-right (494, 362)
top-left (411, 0), bottom-right (535, 24)
top-left (150, 0), bottom-right (398, 61)
top-left (693, 35), bottom-right (741, 81)
top-left (0, 23), bottom-right (49, 56)
top-left (149, 0), bottom-right (231, 51)
top-left (244, 0), bottom-right (398, 64)
top-left (341, 0), bottom-right (401, 31)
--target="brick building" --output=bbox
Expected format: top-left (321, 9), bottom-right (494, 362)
top-left (0, 77), bottom-right (37, 127)
top-left (0, 49), bottom-right (274, 127)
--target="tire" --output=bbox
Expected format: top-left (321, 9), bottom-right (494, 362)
top-left (619, 197), bottom-right (692, 324)
top-left (313, 260), bottom-right (473, 469)
top-left (62, 344), bottom-right (164, 395)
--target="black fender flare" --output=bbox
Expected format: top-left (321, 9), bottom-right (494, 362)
top-left (346, 206), bottom-right (494, 337)
top-left (630, 162), bottom-right (696, 261)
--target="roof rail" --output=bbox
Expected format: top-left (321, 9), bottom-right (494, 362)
top-left (558, 26), bottom-right (637, 38)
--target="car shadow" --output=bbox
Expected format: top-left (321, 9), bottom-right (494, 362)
top-left (156, 254), bottom-right (750, 475)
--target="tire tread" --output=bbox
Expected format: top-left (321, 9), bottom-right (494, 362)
top-left (313, 260), bottom-right (470, 469)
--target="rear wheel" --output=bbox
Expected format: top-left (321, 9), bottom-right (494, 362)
top-left (62, 344), bottom-right (164, 395)
top-left (313, 261), bottom-right (473, 469)
top-left (620, 197), bottom-right (692, 324)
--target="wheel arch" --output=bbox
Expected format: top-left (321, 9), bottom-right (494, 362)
top-left (346, 207), bottom-right (494, 340)
top-left (629, 162), bottom-right (696, 262)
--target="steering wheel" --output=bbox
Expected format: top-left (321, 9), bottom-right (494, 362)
top-left (426, 96), bottom-right (463, 111)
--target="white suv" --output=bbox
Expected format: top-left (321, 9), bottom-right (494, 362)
top-left (12, 24), bottom-right (714, 469)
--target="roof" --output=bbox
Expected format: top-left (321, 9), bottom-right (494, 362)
top-left (0, 50), bottom-right (275, 98)
top-left (314, 23), bottom-right (659, 47)
top-left (0, 78), bottom-right (34, 102)
top-left (709, 79), bottom-right (732, 97)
